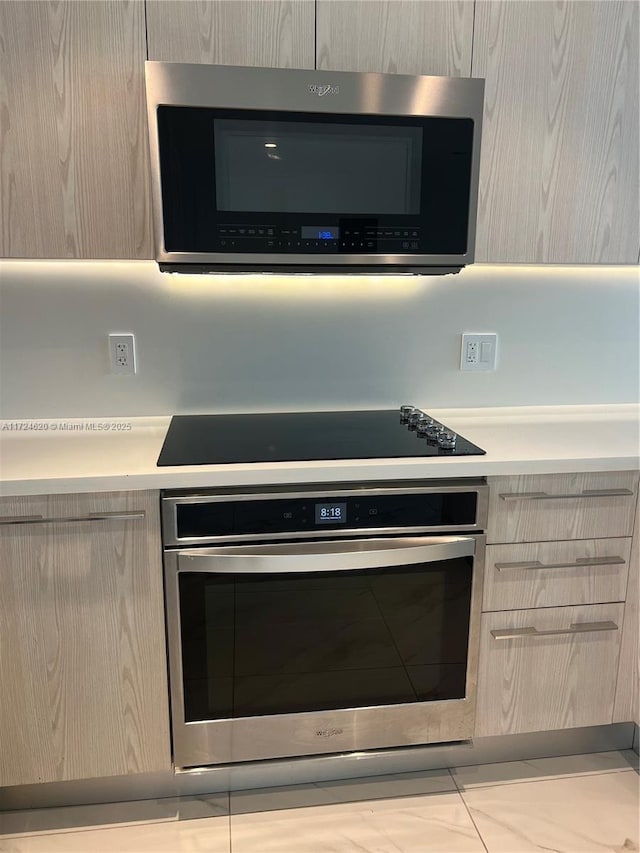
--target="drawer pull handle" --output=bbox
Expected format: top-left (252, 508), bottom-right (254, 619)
top-left (0, 511), bottom-right (145, 526)
top-left (491, 620), bottom-right (619, 641)
top-left (499, 489), bottom-right (633, 501)
top-left (495, 556), bottom-right (626, 572)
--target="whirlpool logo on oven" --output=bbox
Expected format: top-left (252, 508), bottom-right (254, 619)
top-left (308, 83), bottom-right (340, 96)
top-left (315, 728), bottom-right (344, 738)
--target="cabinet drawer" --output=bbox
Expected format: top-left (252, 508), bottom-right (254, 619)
top-left (475, 602), bottom-right (624, 737)
top-left (483, 538), bottom-right (631, 611)
top-left (487, 471), bottom-right (638, 543)
top-left (0, 491), bottom-right (148, 526)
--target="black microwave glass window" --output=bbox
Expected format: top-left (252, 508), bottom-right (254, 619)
top-left (156, 106), bottom-right (474, 255)
top-left (213, 119), bottom-right (422, 215)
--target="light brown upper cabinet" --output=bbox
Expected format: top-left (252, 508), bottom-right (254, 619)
top-left (146, 0), bottom-right (315, 68)
top-left (3, 0), bottom-right (638, 265)
top-left (0, 1), bottom-right (152, 259)
top-left (473, 0), bottom-right (640, 264)
top-left (316, 0), bottom-right (474, 76)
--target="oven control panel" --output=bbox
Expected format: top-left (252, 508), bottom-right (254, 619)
top-left (171, 489), bottom-right (480, 541)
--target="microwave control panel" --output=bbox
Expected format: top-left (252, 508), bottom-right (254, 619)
top-left (215, 224), bottom-right (421, 253)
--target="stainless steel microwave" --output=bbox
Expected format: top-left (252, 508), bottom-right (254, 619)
top-left (145, 62), bottom-right (485, 275)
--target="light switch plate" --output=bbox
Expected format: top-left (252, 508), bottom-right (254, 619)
top-left (460, 333), bottom-right (497, 371)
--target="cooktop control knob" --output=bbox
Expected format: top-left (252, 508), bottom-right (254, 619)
top-left (407, 409), bottom-right (425, 425)
top-left (438, 431), bottom-right (457, 448)
top-left (425, 422), bottom-right (445, 440)
top-left (416, 418), bottom-right (435, 435)
top-left (400, 405), bottom-right (416, 422)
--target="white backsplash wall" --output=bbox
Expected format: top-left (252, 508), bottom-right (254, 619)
top-left (0, 261), bottom-right (637, 418)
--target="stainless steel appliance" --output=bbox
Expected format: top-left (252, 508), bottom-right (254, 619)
top-left (162, 478), bottom-right (487, 768)
top-left (145, 63), bottom-right (484, 274)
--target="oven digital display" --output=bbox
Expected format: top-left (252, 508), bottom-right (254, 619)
top-left (315, 502), bottom-right (347, 524)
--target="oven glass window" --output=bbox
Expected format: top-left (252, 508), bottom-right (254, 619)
top-left (213, 119), bottom-right (422, 215)
top-left (178, 558), bottom-right (472, 722)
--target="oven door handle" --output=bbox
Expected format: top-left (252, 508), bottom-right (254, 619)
top-left (176, 536), bottom-right (476, 574)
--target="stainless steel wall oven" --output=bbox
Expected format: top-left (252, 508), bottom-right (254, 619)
top-left (162, 480), bottom-right (487, 768)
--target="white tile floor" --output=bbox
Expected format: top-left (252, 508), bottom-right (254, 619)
top-left (0, 751), bottom-right (637, 853)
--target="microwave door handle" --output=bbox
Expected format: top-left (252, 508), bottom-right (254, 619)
top-left (176, 536), bottom-right (476, 574)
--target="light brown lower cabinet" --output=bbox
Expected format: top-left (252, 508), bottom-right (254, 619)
top-left (475, 602), bottom-right (624, 737)
top-left (613, 495), bottom-right (640, 726)
top-left (0, 491), bottom-right (171, 787)
top-left (481, 471), bottom-right (639, 739)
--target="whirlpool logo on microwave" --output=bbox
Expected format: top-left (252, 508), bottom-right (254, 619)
top-left (308, 83), bottom-right (340, 96)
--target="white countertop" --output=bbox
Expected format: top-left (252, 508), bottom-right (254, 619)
top-left (0, 405), bottom-right (638, 496)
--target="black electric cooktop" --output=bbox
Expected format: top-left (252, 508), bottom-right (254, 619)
top-left (157, 408), bottom-right (485, 466)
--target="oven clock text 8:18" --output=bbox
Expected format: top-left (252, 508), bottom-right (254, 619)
top-left (315, 503), bottom-right (347, 524)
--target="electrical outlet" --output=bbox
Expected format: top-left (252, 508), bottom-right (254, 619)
top-left (460, 333), bottom-right (497, 371)
top-left (465, 340), bottom-right (479, 364)
top-left (108, 333), bottom-right (136, 375)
